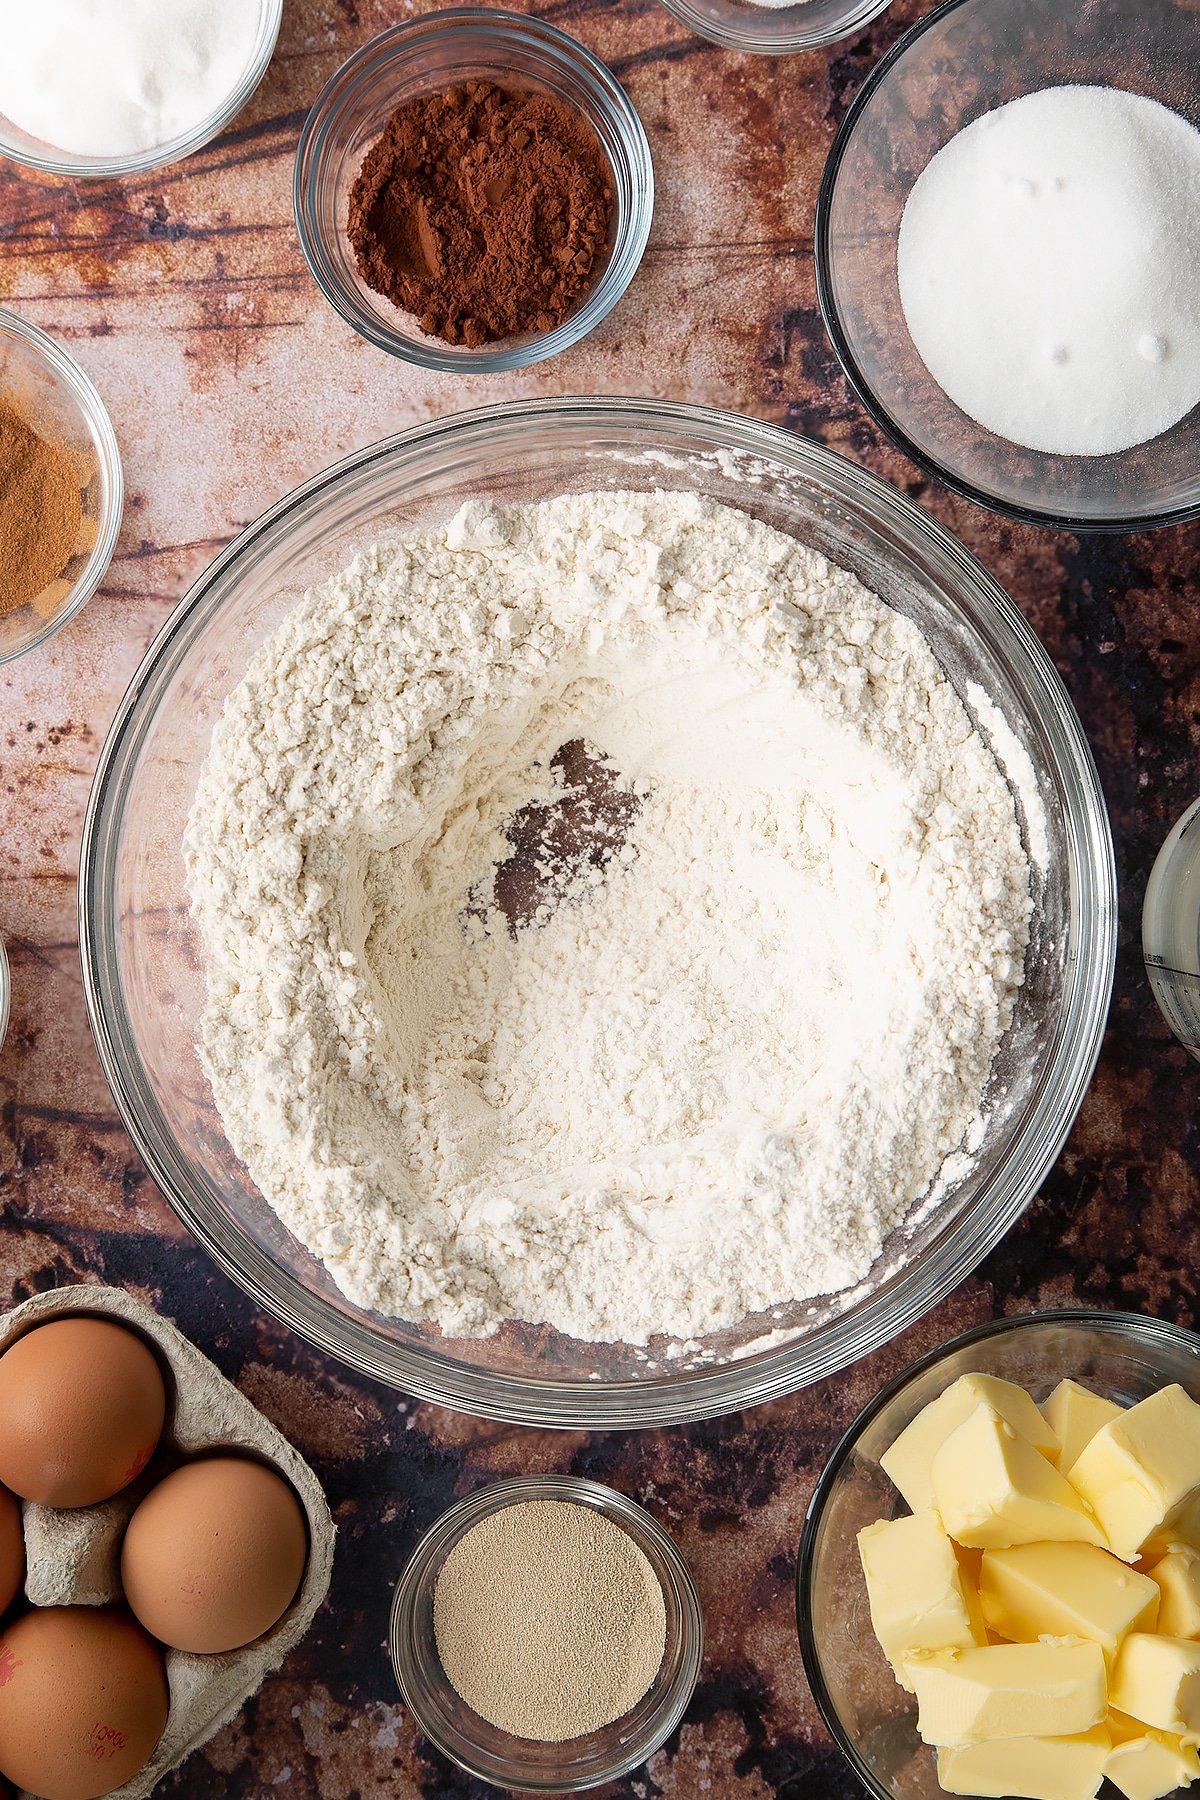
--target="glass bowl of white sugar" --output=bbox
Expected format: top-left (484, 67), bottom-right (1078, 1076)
top-left (816, 0), bottom-right (1200, 530)
top-left (656, 0), bottom-right (892, 53)
top-left (79, 396), bottom-right (1115, 1427)
top-left (0, 0), bottom-right (282, 180)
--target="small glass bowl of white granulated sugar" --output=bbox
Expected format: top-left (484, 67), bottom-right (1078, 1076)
top-left (390, 1476), bottom-right (703, 1791)
top-left (656, 0), bottom-right (891, 52)
top-left (816, 0), bottom-right (1200, 530)
top-left (0, 0), bottom-right (282, 180)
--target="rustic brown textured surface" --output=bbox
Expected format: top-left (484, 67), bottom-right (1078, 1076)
top-left (1, 1), bottom-right (1199, 1795)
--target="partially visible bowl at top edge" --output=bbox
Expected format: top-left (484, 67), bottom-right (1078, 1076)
top-left (656, 0), bottom-right (892, 55)
top-left (0, 0), bottom-right (282, 180)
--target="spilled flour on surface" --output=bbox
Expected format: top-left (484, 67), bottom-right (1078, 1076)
top-left (184, 490), bottom-right (1032, 1345)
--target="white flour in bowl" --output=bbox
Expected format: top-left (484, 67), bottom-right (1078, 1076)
top-left (184, 490), bottom-right (1032, 1346)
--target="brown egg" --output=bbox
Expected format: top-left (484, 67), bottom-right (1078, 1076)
top-left (0, 1606), bottom-right (168, 1800)
top-left (0, 1318), bottom-right (166, 1507)
top-left (121, 1455), bottom-right (308, 1653)
top-left (0, 1489), bottom-right (22, 1618)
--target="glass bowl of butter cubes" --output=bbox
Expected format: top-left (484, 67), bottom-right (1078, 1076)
top-left (798, 1310), bottom-right (1200, 1800)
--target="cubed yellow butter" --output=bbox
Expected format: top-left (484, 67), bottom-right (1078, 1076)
top-left (857, 1512), bottom-right (987, 1690)
top-left (1110, 1633), bottom-right (1200, 1735)
top-left (979, 1541), bottom-right (1159, 1656)
top-left (1042, 1380), bottom-right (1125, 1471)
top-left (1144, 1547), bottom-right (1200, 1639)
top-left (881, 1374), bottom-right (1060, 1512)
top-left (903, 1640), bottom-right (1107, 1746)
top-left (1068, 1385), bottom-right (1200, 1562)
top-left (1105, 1709), bottom-right (1200, 1800)
top-left (931, 1403), bottom-right (1108, 1550)
top-left (936, 1726), bottom-right (1111, 1800)
top-left (1144, 1490), bottom-right (1200, 1558)
top-left (955, 1541), bottom-right (984, 1587)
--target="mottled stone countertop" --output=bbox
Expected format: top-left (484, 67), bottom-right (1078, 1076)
top-left (2, 1), bottom-right (1200, 1795)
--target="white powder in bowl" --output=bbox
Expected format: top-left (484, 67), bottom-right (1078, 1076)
top-left (897, 86), bottom-right (1200, 456)
top-left (184, 490), bottom-right (1033, 1348)
top-left (0, 0), bottom-right (264, 160)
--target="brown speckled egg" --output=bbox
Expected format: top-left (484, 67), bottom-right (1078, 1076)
top-left (0, 1318), bottom-right (166, 1507)
top-left (0, 1606), bottom-right (168, 1800)
top-left (0, 1489), bottom-right (22, 1619)
top-left (121, 1455), bottom-right (307, 1653)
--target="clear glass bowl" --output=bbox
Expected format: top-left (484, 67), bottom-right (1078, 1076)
top-left (0, 0), bottom-right (281, 180)
top-left (0, 935), bottom-right (9, 1055)
top-left (0, 310), bottom-right (123, 664)
top-left (656, 0), bottom-right (892, 55)
top-left (390, 1475), bottom-right (703, 1791)
top-left (797, 1309), bottom-right (1200, 1800)
top-left (79, 397), bottom-right (1116, 1427)
top-left (293, 11), bottom-right (653, 373)
top-left (1144, 795), bottom-right (1200, 1062)
top-left (815, 0), bottom-right (1200, 531)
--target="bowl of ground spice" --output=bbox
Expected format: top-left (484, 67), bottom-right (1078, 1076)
top-left (0, 310), bottom-right (123, 662)
top-left (390, 1476), bottom-right (702, 1791)
top-left (294, 10), bottom-right (653, 371)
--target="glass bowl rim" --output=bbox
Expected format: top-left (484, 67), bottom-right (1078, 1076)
top-left (813, 0), bottom-right (1200, 534)
top-left (389, 1472), bottom-right (704, 1792)
top-left (0, 935), bottom-right (9, 1055)
top-left (0, 308), bottom-right (124, 664)
top-left (292, 8), bottom-right (654, 374)
top-left (656, 0), bottom-right (893, 55)
top-left (794, 1305), bottom-right (1200, 1800)
top-left (0, 0), bottom-right (283, 180)
top-left (78, 394), bottom-right (1116, 1428)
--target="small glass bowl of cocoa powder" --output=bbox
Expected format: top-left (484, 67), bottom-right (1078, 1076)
top-left (390, 1476), bottom-right (703, 1791)
top-left (0, 310), bottom-right (123, 663)
top-left (294, 10), bottom-right (653, 373)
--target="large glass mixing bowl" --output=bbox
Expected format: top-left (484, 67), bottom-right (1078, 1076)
top-left (79, 399), bottom-right (1116, 1426)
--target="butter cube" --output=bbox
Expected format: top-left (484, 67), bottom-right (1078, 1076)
top-left (1144, 1547), bottom-right (1200, 1639)
top-left (881, 1374), bottom-right (1059, 1512)
top-left (1144, 1489), bottom-right (1200, 1558)
top-left (980, 1541), bottom-right (1159, 1656)
top-left (1106, 1709), bottom-right (1200, 1800)
top-left (1042, 1380), bottom-right (1124, 1471)
top-left (904, 1641), bottom-right (1107, 1746)
top-left (932, 1403), bottom-right (1108, 1550)
top-left (1068, 1385), bottom-right (1200, 1562)
top-left (857, 1512), bottom-right (986, 1690)
top-left (937, 1726), bottom-right (1111, 1800)
top-left (1109, 1633), bottom-right (1200, 1735)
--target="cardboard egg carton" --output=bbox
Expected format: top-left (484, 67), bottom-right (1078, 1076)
top-left (2, 1285), bottom-right (335, 1800)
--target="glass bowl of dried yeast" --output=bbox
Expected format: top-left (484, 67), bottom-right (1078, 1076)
top-left (390, 1475), bottom-right (703, 1791)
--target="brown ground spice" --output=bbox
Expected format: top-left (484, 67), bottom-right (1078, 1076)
top-left (347, 80), bottom-right (614, 348)
top-left (0, 399), bottom-right (82, 619)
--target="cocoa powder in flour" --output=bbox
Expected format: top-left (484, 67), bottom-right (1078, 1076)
top-left (347, 80), bottom-right (613, 347)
